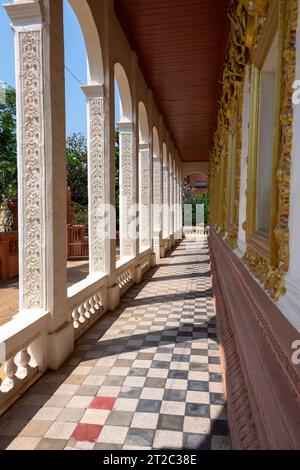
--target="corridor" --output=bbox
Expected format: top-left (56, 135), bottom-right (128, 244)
top-left (0, 239), bottom-right (230, 451)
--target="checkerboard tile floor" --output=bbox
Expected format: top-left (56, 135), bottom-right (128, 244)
top-left (0, 238), bottom-right (231, 450)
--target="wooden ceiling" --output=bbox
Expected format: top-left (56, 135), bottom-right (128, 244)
top-left (115, 0), bottom-right (229, 162)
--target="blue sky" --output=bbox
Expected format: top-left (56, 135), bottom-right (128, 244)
top-left (0, 0), bottom-right (120, 135)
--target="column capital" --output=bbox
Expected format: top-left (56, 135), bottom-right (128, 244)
top-left (4, 0), bottom-right (42, 26)
top-left (117, 121), bottom-right (134, 132)
top-left (81, 84), bottom-right (104, 99)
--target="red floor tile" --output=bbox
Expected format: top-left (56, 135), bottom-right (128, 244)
top-left (72, 424), bottom-right (103, 442)
top-left (89, 396), bottom-right (116, 410)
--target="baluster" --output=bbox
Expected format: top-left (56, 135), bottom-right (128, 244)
top-left (0, 357), bottom-right (18, 393)
top-left (78, 303), bottom-right (86, 324)
top-left (72, 307), bottom-right (80, 329)
top-left (16, 348), bottom-right (31, 379)
top-left (94, 293), bottom-right (100, 311)
top-left (89, 296), bottom-right (96, 315)
top-left (84, 300), bottom-right (91, 320)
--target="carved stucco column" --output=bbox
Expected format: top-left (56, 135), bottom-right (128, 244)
top-left (169, 163), bottom-right (174, 243)
top-left (173, 171), bottom-right (178, 239)
top-left (163, 160), bottom-right (170, 240)
top-left (118, 122), bottom-right (137, 259)
top-left (5, 0), bottom-right (71, 369)
top-left (5, 1), bottom-right (46, 312)
top-left (152, 154), bottom-right (163, 261)
top-left (81, 85), bottom-right (106, 274)
top-left (139, 143), bottom-right (151, 249)
top-left (178, 170), bottom-right (183, 237)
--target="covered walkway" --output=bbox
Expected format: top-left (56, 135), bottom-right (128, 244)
top-left (0, 239), bottom-right (230, 450)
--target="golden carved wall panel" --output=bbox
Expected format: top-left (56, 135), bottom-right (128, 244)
top-left (209, 0), bottom-right (298, 302)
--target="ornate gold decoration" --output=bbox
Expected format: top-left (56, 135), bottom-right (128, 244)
top-left (275, 0), bottom-right (298, 273)
top-left (243, 0), bottom-right (298, 300)
top-left (243, 247), bottom-right (286, 301)
top-left (210, 0), bottom-right (298, 301)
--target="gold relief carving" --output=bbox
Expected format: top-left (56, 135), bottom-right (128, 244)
top-left (210, 0), bottom-right (298, 301)
top-left (210, 0), bottom-right (249, 227)
top-left (244, 0), bottom-right (298, 300)
top-left (275, 0), bottom-right (298, 272)
top-left (241, 0), bottom-right (269, 17)
top-left (243, 248), bottom-right (286, 301)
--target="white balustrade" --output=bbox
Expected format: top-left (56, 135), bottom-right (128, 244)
top-left (183, 226), bottom-right (206, 240)
top-left (0, 310), bottom-right (48, 415)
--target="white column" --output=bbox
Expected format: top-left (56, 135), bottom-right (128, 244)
top-left (81, 85), bottom-right (106, 274)
top-left (179, 170), bottom-right (183, 237)
top-left (173, 169), bottom-right (177, 241)
top-left (169, 161), bottom-right (174, 244)
top-left (139, 143), bottom-right (151, 250)
top-left (118, 122), bottom-right (137, 259)
top-left (5, 0), bottom-right (71, 369)
top-left (105, 68), bottom-right (120, 309)
top-left (153, 153), bottom-right (163, 261)
top-left (163, 160), bottom-right (170, 242)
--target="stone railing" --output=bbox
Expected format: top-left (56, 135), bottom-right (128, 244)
top-left (161, 237), bottom-right (171, 257)
top-left (139, 251), bottom-right (151, 275)
top-left (183, 225), bottom-right (206, 240)
top-left (0, 247), bottom-right (156, 414)
top-left (0, 231), bottom-right (18, 282)
top-left (0, 310), bottom-right (49, 415)
top-left (68, 274), bottom-right (107, 340)
top-left (116, 257), bottom-right (135, 297)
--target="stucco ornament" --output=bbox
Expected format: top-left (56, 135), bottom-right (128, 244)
top-left (21, 31), bottom-right (43, 309)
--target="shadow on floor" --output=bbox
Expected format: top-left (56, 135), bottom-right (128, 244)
top-left (0, 240), bottom-right (230, 450)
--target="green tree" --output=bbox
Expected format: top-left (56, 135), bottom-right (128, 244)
top-left (66, 132), bottom-right (88, 207)
top-left (0, 86), bottom-right (17, 206)
top-left (183, 179), bottom-right (210, 226)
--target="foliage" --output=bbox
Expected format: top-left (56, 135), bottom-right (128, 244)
top-left (73, 203), bottom-right (88, 226)
top-left (0, 86), bottom-right (17, 206)
top-left (184, 188), bottom-right (210, 226)
top-left (66, 133), bottom-right (88, 207)
top-left (182, 177), bottom-right (196, 202)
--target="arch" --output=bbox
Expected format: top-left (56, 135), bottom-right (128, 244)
top-left (114, 63), bottom-right (133, 122)
top-left (153, 127), bottom-right (160, 157)
top-left (181, 162), bottom-right (209, 179)
top-left (138, 102), bottom-right (150, 144)
top-left (186, 171), bottom-right (208, 180)
top-left (68, 0), bottom-right (104, 84)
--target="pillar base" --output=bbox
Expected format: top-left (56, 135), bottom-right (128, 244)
top-left (107, 284), bottom-right (120, 311)
top-left (48, 322), bottom-right (74, 371)
top-left (134, 265), bottom-right (143, 284)
top-left (150, 252), bottom-right (157, 268)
